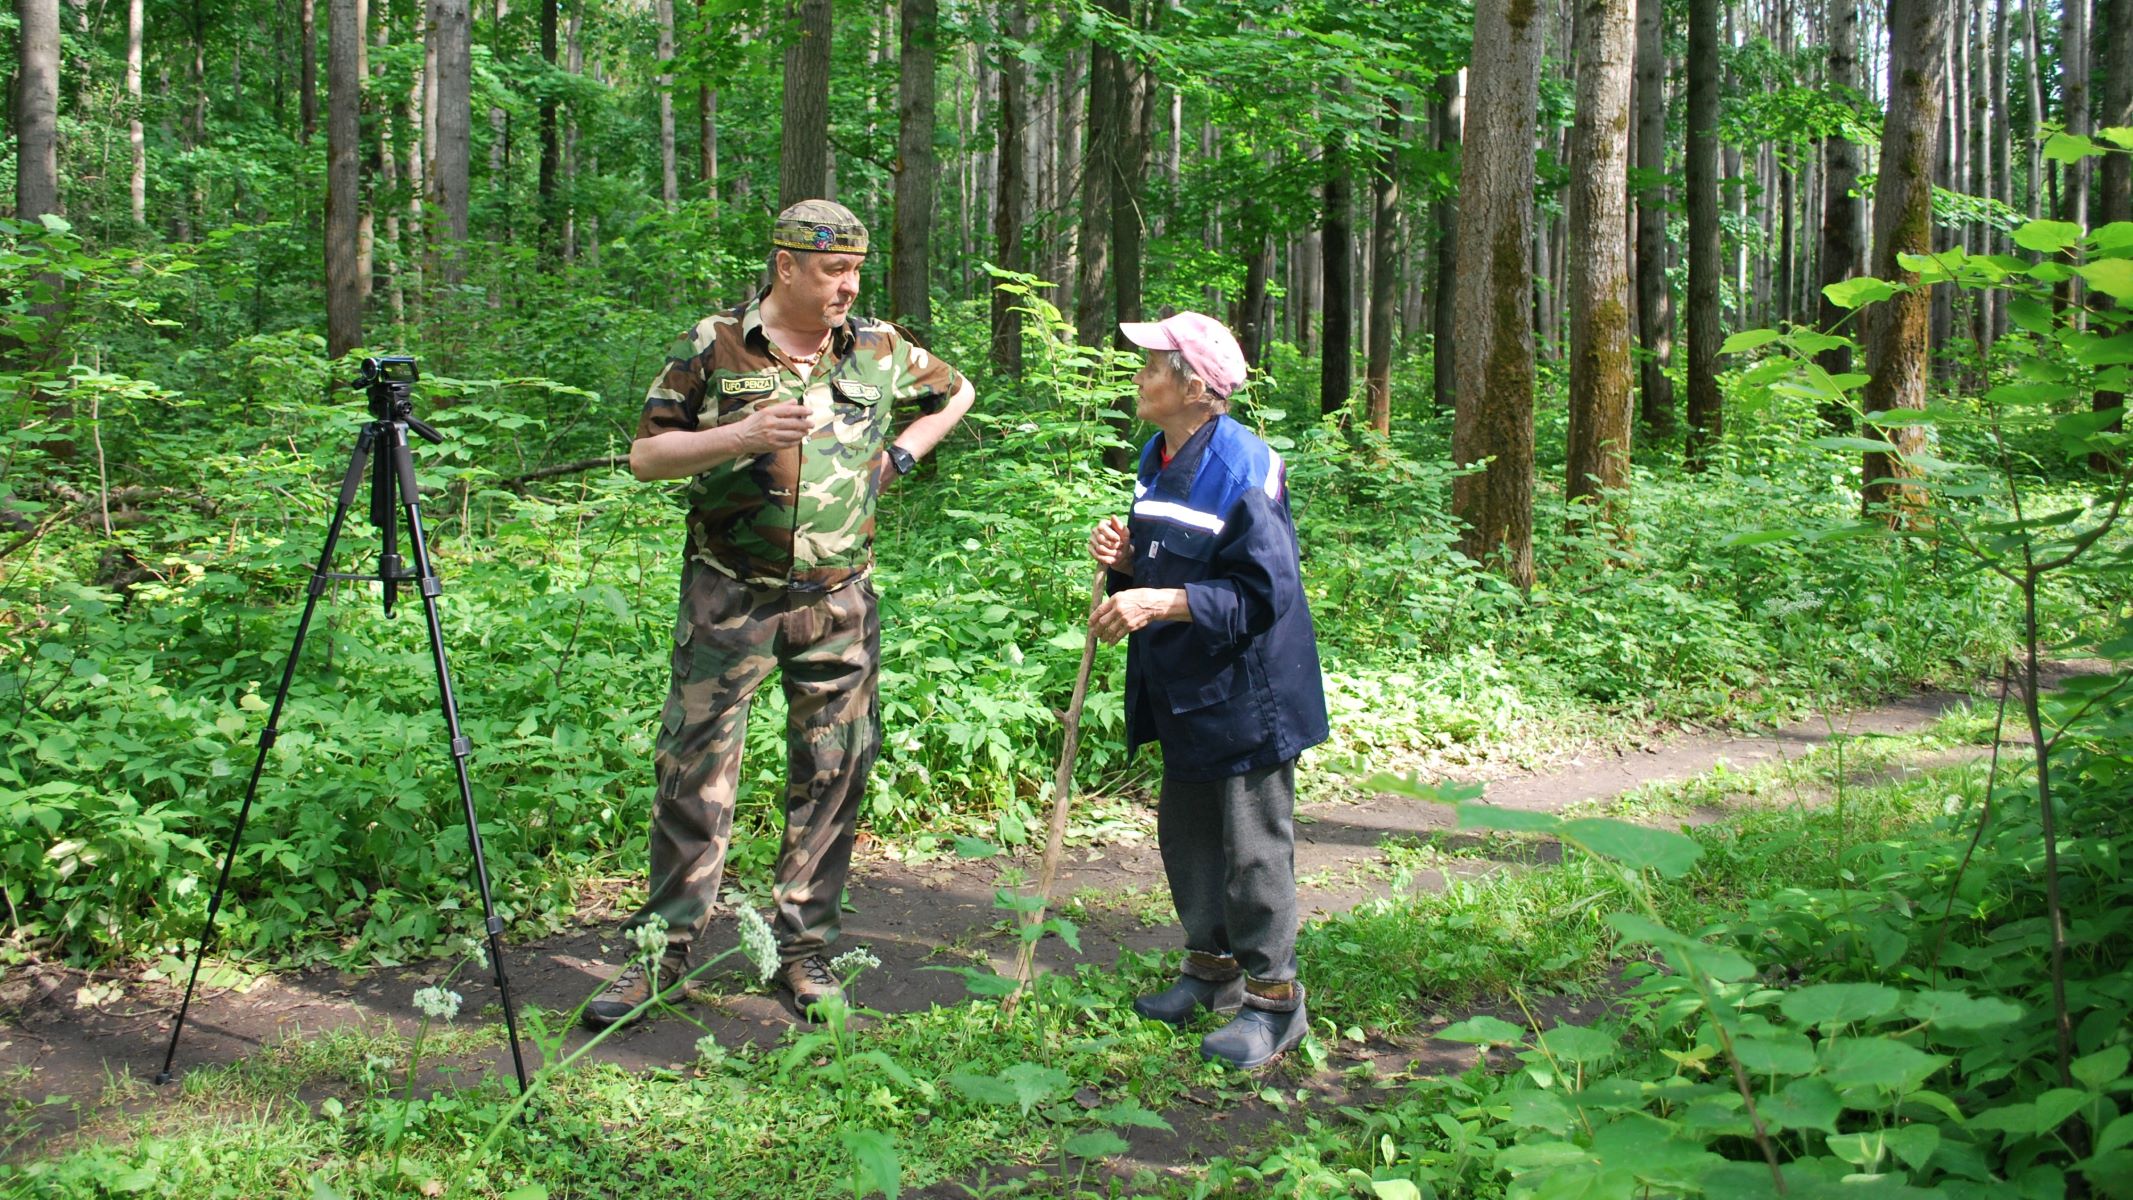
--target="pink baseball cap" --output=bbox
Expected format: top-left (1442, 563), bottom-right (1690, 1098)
top-left (1118, 311), bottom-right (1247, 399)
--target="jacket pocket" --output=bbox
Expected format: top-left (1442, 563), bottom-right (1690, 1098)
top-left (1168, 658), bottom-right (1244, 714)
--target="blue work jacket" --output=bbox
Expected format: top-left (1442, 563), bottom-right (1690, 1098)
top-left (1107, 415), bottom-right (1330, 782)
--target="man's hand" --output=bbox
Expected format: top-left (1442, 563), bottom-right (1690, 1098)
top-left (1091, 587), bottom-right (1189, 644)
top-left (1088, 516), bottom-right (1131, 572)
top-left (732, 401), bottom-right (813, 455)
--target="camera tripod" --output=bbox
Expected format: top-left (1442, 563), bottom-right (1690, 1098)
top-left (156, 359), bottom-right (529, 1094)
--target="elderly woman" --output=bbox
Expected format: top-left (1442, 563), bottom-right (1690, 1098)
top-left (1087, 311), bottom-right (1329, 1069)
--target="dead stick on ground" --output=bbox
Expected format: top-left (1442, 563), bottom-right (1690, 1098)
top-left (1006, 567), bottom-right (1108, 1010)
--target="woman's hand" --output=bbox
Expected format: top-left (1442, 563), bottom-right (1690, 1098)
top-left (1088, 516), bottom-right (1132, 572)
top-left (1092, 587), bottom-right (1189, 644)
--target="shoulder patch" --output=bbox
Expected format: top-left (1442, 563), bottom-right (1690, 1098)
top-left (833, 379), bottom-right (882, 403)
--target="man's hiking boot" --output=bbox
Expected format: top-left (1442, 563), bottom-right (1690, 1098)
top-left (1132, 950), bottom-right (1245, 1026)
top-left (582, 951), bottom-right (691, 1031)
top-left (1200, 982), bottom-right (1307, 1070)
top-left (779, 954), bottom-right (842, 1020)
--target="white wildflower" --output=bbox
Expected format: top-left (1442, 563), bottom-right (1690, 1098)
top-left (693, 1033), bottom-right (728, 1068)
top-left (454, 934), bottom-right (488, 970)
top-left (412, 986), bottom-right (462, 1022)
top-left (736, 903), bottom-right (779, 984)
top-left (828, 948), bottom-right (881, 979)
top-left (627, 914), bottom-right (670, 959)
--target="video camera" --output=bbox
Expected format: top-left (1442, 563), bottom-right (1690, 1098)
top-left (350, 355), bottom-right (421, 422)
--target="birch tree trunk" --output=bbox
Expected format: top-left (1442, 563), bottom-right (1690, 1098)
top-left (656, 0), bottom-right (677, 208)
top-left (128, 0), bottom-right (147, 225)
top-left (430, 0), bottom-right (471, 282)
top-left (1566, 0), bottom-right (1634, 522)
top-left (1365, 103), bottom-right (1401, 435)
top-left (300, 0), bottom-right (317, 143)
top-left (1860, 0), bottom-right (1950, 522)
top-left (1452, 0), bottom-right (1543, 589)
top-left (537, 0), bottom-right (557, 253)
top-left (1819, 0), bottom-right (1864, 395)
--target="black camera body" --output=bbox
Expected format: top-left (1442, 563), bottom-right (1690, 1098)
top-left (352, 355), bottom-right (420, 422)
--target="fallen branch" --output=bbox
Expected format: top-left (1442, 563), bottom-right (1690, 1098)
top-left (503, 455), bottom-right (629, 490)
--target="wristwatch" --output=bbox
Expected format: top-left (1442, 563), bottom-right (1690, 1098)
top-left (887, 444), bottom-right (917, 476)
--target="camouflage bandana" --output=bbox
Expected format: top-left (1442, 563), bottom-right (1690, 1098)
top-left (771, 199), bottom-right (870, 256)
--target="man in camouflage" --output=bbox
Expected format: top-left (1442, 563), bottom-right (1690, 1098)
top-left (587, 200), bottom-right (975, 1028)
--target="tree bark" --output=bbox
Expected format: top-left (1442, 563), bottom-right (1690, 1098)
top-left (1567, 0), bottom-right (1635, 523)
top-left (1860, 0), bottom-right (1950, 522)
top-left (128, 0), bottom-right (147, 225)
top-left (16, 0), bottom-right (61, 224)
top-left (326, 0), bottom-right (363, 357)
top-left (1073, 16), bottom-right (1119, 348)
top-left (1684, 0), bottom-right (1723, 467)
top-left (537, 0), bottom-right (557, 254)
top-left (430, 0), bottom-right (472, 282)
top-left (1817, 0), bottom-right (1864, 397)
top-left (779, 0), bottom-right (832, 205)
top-left (1434, 69), bottom-right (1465, 411)
top-left (1320, 128), bottom-right (1355, 420)
top-left (2092, 0), bottom-right (2130, 469)
top-left (890, 0), bottom-right (939, 332)
top-left (1366, 103), bottom-right (1401, 434)
top-left (1111, 42), bottom-right (1151, 333)
top-left (1633, 0), bottom-right (1672, 431)
top-left (301, 0), bottom-right (318, 143)
top-left (656, 0), bottom-right (677, 208)
top-left (989, 3), bottom-right (1026, 376)
top-left (1452, 0), bottom-right (1543, 589)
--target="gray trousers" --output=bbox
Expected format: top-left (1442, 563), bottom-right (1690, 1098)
top-left (1157, 759), bottom-right (1301, 984)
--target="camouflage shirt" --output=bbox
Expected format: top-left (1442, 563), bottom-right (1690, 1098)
top-left (637, 290), bottom-right (966, 591)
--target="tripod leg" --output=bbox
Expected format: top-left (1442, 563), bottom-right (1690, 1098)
top-left (157, 426), bottom-right (379, 1085)
top-left (387, 423), bottom-right (533, 1096)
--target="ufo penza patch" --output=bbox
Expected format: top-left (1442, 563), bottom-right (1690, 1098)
top-left (719, 373), bottom-right (776, 396)
top-left (811, 225), bottom-right (837, 251)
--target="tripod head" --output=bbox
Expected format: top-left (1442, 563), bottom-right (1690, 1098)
top-left (349, 356), bottom-right (443, 444)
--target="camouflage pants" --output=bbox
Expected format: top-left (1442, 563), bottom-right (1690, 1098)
top-left (626, 558), bottom-right (881, 964)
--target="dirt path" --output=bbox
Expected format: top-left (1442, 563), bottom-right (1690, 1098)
top-left (0, 674), bottom-right (2031, 1166)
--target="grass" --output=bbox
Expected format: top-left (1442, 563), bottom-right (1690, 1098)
top-left (2, 729), bottom-right (2008, 1199)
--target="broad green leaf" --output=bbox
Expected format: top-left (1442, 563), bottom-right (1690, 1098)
top-left (1780, 983), bottom-right (1903, 1027)
top-left (1812, 435), bottom-right (1902, 453)
top-left (1001, 1062), bottom-right (1069, 1114)
top-left (1885, 1124), bottom-right (1941, 1172)
top-left (2013, 218), bottom-right (2086, 253)
top-left (2073, 1045), bottom-right (2129, 1091)
top-left (1905, 989), bottom-right (2022, 1030)
top-left (1824, 277), bottom-right (1897, 308)
top-left (1721, 328), bottom-right (1783, 354)
top-left (1436, 1014), bottom-right (1527, 1045)
top-left (2077, 258), bottom-right (2133, 301)
top-left (1364, 773), bottom-right (1485, 805)
top-left (1370, 1183), bottom-right (1423, 1200)
top-left (1820, 1038), bottom-right (1950, 1093)
top-left (924, 965), bottom-right (1020, 997)
top-left (1719, 528), bottom-right (1802, 548)
top-left (2034, 1087), bottom-right (2092, 1133)
top-left (502, 1189), bottom-right (549, 1200)
top-left (841, 1127), bottom-right (901, 1200)
top-left (1536, 1023), bottom-right (1616, 1065)
top-left (2043, 132), bottom-right (2105, 164)
top-left (946, 1071), bottom-right (1017, 1107)
top-left (2096, 128), bottom-right (2133, 150)
top-left (1061, 1130), bottom-right (1131, 1159)
top-left (1827, 1129), bottom-right (1891, 1169)
top-left (1560, 818), bottom-right (1703, 877)
top-left (1734, 1034), bottom-right (1818, 1076)
top-left (1455, 802), bottom-right (1560, 833)
top-left (1093, 1102), bottom-right (1173, 1132)
top-left (1502, 1088), bottom-right (1577, 1132)
top-left (2096, 1112), bottom-right (2133, 1156)
top-left (1762, 1077), bottom-right (1844, 1134)
top-left (951, 835), bottom-right (1000, 859)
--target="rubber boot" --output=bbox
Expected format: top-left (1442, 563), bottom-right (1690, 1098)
top-left (1200, 981), bottom-right (1307, 1069)
top-left (1131, 951), bottom-right (1245, 1026)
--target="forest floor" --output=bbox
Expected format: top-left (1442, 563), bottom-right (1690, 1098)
top-left (0, 667), bottom-right (2068, 1185)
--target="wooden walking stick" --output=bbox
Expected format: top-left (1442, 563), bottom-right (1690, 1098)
top-left (1007, 566), bottom-right (1109, 1008)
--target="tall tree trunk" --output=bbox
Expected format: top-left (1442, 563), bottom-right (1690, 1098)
top-left (16, 0), bottom-right (61, 224)
top-left (128, 0), bottom-right (146, 225)
top-left (1684, 0), bottom-right (1724, 467)
top-left (1320, 129), bottom-right (1354, 419)
top-left (300, 0), bottom-right (318, 143)
top-left (1567, 0), bottom-right (1635, 523)
top-left (1241, 232), bottom-right (1273, 367)
top-left (701, 85), bottom-right (716, 200)
top-left (890, 0), bottom-right (938, 331)
top-left (1111, 45), bottom-right (1151, 334)
top-left (989, 4), bottom-right (1026, 375)
top-left (1366, 103), bottom-right (1402, 435)
top-left (1073, 20), bottom-right (1118, 347)
top-left (2059, 0), bottom-right (2091, 239)
top-left (656, 0), bottom-right (677, 207)
top-left (1452, 0), bottom-right (1544, 589)
top-left (562, 0), bottom-right (581, 262)
top-left (2025, 0), bottom-right (2044, 214)
top-left (1861, 0), bottom-right (1950, 521)
top-left (326, 0), bottom-right (362, 357)
top-left (537, 0), bottom-right (557, 255)
top-left (1434, 69), bottom-right (1465, 411)
top-left (1633, 0), bottom-right (1672, 430)
top-left (779, 0), bottom-right (831, 205)
top-left (1818, 0), bottom-right (1864, 398)
top-left (430, 0), bottom-right (471, 282)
